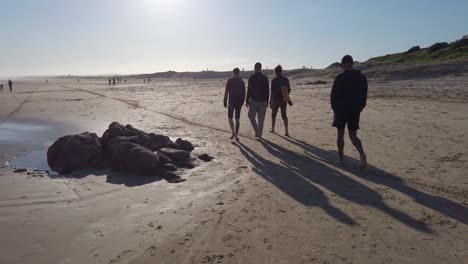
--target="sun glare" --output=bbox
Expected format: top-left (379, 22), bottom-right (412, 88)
top-left (140, 0), bottom-right (187, 16)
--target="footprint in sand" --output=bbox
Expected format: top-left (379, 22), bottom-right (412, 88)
top-left (145, 246), bottom-right (157, 256)
top-left (93, 230), bottom-right (104, 237)
top-left (108, 249), bottom-right (132, 263)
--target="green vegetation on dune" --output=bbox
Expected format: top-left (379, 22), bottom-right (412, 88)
top-left (369, 38), bottom-right (468, 63)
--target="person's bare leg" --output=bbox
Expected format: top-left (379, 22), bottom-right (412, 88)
top-left (228, 118), bottom-right (235, 140)
top-left (270, 117), bottom-right (276, 133)
top-left (337, 128), bottom-right (345, 164)
top-left (248, 103), bottom-right (258, 138)
top-left (235, 119), bottom-right (240, 141)
top-left (283, 119), bottom-right (289, 137)
top-left (349, 130), bottom-right (367, 169)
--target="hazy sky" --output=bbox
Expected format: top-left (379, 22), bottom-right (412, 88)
top-left (1, 0), bottom-right (467, 76)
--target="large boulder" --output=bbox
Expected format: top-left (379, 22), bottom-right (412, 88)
top-left (175, 138), bottom-right (194, 151)
top-left (47, 132), bottom-right (104, 174)
top-left (102, 122), bottom-right (172, 155)
top-left (109, 142), bottom-right (185, 182)
top-left (110, 142), bottom-right (163, 175)
top-left (158, 148), bottom-right (191, 162)
top-left (46, 122), bottom-right (200, 183)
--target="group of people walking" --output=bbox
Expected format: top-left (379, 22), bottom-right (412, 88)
top-left (223, 62), bottom-right (291, 142)
top-left (0, 79), bottom-right (13, 92)
top-left (223, 55), bottom-right (368, 169)
top-left (109, 77), bottom-right (126, 85)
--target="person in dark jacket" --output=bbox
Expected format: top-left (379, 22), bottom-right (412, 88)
top-left (331, 55), bottom-right (368, 169)
top-left (246, 62), bottom-right (269, 139)
top-left (269, 65), bottom-right (291, 136)
top-left (224, 68), bottom-right (246, 141)
top-left (8, 79), bottom-right (13, 92)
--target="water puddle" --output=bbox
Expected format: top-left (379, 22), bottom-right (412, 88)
top-left (0, 120), bottom-right (65, 172)
top-left (0, 120), bottom-right (54, 146)
top-left (1, 119), bottom-right (107, 173)
top-left (7, 150), bottom-right (50, 171)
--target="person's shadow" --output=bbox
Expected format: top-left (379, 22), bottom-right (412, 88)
top-left (235, 140), bottom-right (433, 233)
top-left (235, 142), bottom-right (356, 226)
top-left (279, 135), bottom-right (468, 226)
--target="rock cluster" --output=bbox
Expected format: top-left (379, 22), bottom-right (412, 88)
top-left (305, 80), bottom-right (327, 85)
top-left (47, 122), bottom-right (210, 183)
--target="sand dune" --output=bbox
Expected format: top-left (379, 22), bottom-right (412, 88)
top-left (100, 58), bottom-right (468, 82)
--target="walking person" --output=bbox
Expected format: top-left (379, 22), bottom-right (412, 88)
top-left (8, 79), bottom-right (13, 92)
top-left (269, 65), bottom-right (291, 137)
top-left (223, 68), bottom-right (246, 141)
top-left (331, 55), bottom-right (368, 169)
top-left (0, 84), bottom-right (3, 91)
top-left (246, 62), bottom-right (269, 139)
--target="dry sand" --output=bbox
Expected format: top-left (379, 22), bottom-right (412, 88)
top-left (0, 75), bottom-right (467, 264)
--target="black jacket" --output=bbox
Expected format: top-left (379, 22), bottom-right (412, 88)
top-left (270, 75), bottom-right (290, 103)
top-left (224, 76), bottom-right (246, 107)
top-left (331, 70), bottom-right (368, 113)
top-left (246, 72), bottom-right (269, 103)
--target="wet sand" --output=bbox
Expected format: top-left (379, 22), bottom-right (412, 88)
top-left (0, 76), bottom-right (467, 264)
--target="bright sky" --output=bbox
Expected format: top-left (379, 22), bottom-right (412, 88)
top-left (0, 0), bottom-right (467, 76)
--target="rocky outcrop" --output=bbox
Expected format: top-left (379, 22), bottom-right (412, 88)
top-left (406, 46), bottom-right (421, 54)
top-left (198, 153), bottom-right (214, 162)
top-left (175, 138), bottom-right (194, 151)
top-left (305, 80), bottom-right (328, 85)
top-left (158, 148), bottom-right (191, 162)
top-left (102, 122), bottom-right (172, 155)
top-left (46, 122), bottom-right (211, 183)
top-left (47, 132), bottom-right (104, 174)
top-left (428, 42), bottom-right (449, 53)
top-left (110, 142), bottom-right (163, 175)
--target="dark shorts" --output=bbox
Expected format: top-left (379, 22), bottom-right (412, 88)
top-left (271, 101), bottom-right (287, 120)
top-left (333, 111), bottom-right (361, 131)
top-left (228, 104), bottom-right (242, 119)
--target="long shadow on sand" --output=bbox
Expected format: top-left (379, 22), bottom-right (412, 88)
top-left (235, 142), bottom-right (356, 226)
top-left (235, 140), bottom-right (432, 233)
top-left (279, 135), bottom-right (468, 226)
top-left (49, 169), bottom-right (164, 187)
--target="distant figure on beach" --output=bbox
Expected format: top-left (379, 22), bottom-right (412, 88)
top-left (112, 78), bottom-right (116, 85)
top-left (269, 65), bottom-right (291, 136)
top-left (77, 78), bottom-right (79, 83)
top-left (8, 79), bottom-right (13, 92)
top-left (46, 80), bottom-right (48, 84)
top-left (331, 55), bottom-right (368, 169)
top-left (0, 84), bottom-right (3, 91)
top-left (144, 79), bottom-right (146, 83)
top-left (108, 78), bottom-right (111, 85)
top-left (223, 68), bottom-right (246, 141)
top-left (246, 62), bottom-right (269, 139)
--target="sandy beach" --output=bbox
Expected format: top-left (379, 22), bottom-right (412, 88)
top-left (0, 75), bottom-right (467, 264)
